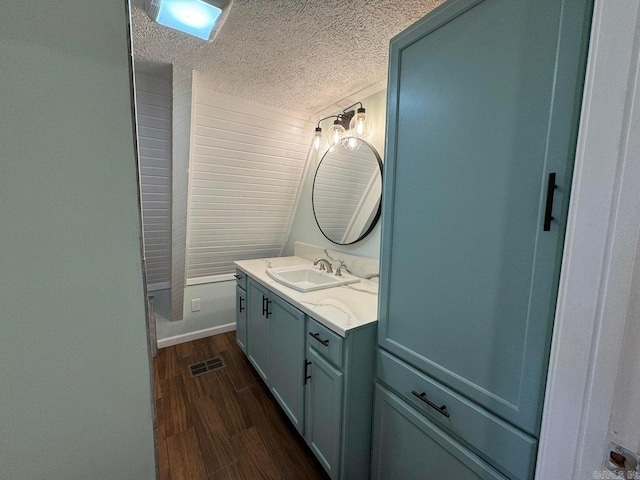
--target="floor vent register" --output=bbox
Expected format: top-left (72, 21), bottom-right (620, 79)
top-left (189, 357), bottom-right (225, 377)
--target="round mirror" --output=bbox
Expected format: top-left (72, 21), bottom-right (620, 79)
top-left (312, 138), bottom-right (383, 245)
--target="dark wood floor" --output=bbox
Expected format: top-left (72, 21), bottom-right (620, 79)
top-left (153, 331), bottom-right (330, 480)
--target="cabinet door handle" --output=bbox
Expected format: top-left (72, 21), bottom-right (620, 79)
top-left (262, 296), bottom-right (272, 318)
top-left (543, 172), bottom-right (557, 231)
top-left (234, 274), bottom-right (243, 280)
top-left (411, 391), bottom-right (450, 418)
top-left (239, 296), bottom-right (244, 313)
top-left (308, 332), bottom-right (329, 346)
top-left (304, 360), bottom-right (312, 385)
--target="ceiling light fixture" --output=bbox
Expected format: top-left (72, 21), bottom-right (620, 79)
top-left (312, 102), bottom-right (372, 152)
top-left (145, 0), bottom-right (232, 41)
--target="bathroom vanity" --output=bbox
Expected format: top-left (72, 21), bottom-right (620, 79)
top-left (234, 254), bottom-right (378, 480)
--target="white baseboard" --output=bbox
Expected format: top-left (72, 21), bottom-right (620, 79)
top-left (156, 323), bottom-right (236, 349)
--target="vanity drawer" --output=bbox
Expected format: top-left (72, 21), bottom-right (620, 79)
top-left (307, 317), bottom-right (343, 368)
top-left (372, 383), bottom-right (508, 480)
top-left (234, 268), bottom-right (247, 291)
top-left (376, 349), bottom-right (537, 480)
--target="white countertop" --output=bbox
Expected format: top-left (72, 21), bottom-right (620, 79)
top-left (234, 256), bottom-right (378, 337)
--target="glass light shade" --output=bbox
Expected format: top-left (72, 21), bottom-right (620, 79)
top-left (349, 109), bottom-right (372, 138)
top-left (328, 122), bottom-right (346, 146)
top-left (155, 0), bottom-right (222, 40)
top-left (312, 128), bottom-right (325, 151)
top-left (343, 136), bottom-right (361, 151)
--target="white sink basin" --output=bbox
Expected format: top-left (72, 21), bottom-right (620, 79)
top-left (266, 265), bottom-right (360, 292)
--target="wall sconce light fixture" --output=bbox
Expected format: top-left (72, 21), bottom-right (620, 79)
top-left (313, 102), bottom-right (372, 152)
top-left (145, 0), bottom-right (232, 41)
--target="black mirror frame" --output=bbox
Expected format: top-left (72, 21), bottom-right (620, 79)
top-left (311, 138), bottom-right (383, 245)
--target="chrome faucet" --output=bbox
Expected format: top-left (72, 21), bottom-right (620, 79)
top-left (313, 258), bottom-right (333, 273)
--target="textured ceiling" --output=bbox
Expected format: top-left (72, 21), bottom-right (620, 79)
top-left (131, 0), bottom-right (444, 116)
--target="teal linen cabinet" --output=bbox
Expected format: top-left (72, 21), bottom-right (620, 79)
top-left (374, 0), bottom-right (593, 478)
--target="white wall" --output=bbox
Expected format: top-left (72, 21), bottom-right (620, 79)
top-left (0, 1), bottom-right (155, 478)
top-left (135, 72), bottom-right (172, 289)
top-left (156, 282), bottom-right (237, 347)
top-left (283, 88), bottom-right (387, 258)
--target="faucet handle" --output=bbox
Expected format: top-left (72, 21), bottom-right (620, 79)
top-left (335, 260), bottom-right (344, 276)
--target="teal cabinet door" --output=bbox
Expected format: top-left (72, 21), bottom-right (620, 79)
top-left (379, 0), bottom-right (593, 434)
top-left (371, 383), bottom-right (508, 480)
top-left (305, 347), bottom-right (343, 479)
top-left (269, 295), bottom-right (306, 434)
top-left (235, 285), bottom-right (247, 353)
top-left (246, 279), bottom-right (270, 382)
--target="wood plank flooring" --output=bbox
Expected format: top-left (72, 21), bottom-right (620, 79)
top-left (153, 331), bottom-right (330, 480)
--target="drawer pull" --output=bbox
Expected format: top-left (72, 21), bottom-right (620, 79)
top-left (234, 274), bottom-right (244, 280)
top-left (411, 391), bottom-right (450, 418)
top-left (309, 332), bottom-right (329, 346)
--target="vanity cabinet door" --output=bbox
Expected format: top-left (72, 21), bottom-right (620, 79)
top-left (305, 347), bottom-right (343, 479)
top-left (235, 285), bottom-right (247, 353)
top-left (379, 0), bottom-right (593, 434)
top-left (269, 295), bottom-right (306, 434)
top-left (246, 279), bottom-right (270, 382)
top-left (371, 383), bottom-right (508, 480)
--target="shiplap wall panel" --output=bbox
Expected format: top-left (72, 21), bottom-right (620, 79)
top-left (186, 85), bottom-right (313, 279)
top-left (135, 72), bottom-right (172, 287)
top-left (171, 67), bottom-right (193, 320)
